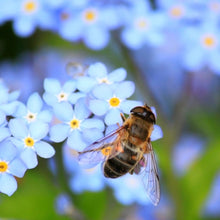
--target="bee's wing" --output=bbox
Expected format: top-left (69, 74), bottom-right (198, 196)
top-left (78, 126), bottom-right (125, 168)
top-left (142, 142), bottom-right (160, 206)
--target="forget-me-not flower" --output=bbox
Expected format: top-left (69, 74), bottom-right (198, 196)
top-left (14, 92), bottom-right (52, 124)
top-left (9, 118), bottom-right (55, 169)
top-left (43, 78), bottom-right (85, 106)
top-left (50, 99), bottom-right (104, 151)
top-left (77, 62), bottom-right (127, 93)
top-left (62, 144), bottom-right (105, 193)
top-left (89, 82), bottom-right (142, 125)
top-left (0, 139), bottom-right (27, 196)
top-left (181, 20), bottom-right (220, 74)
top-left (12, 0), bottom-right (55, 37)
top-left (107, 173), bottom-right (151, 205)
top-left (121, 0), bottom-right (166, 49)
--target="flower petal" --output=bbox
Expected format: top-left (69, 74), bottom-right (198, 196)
top-left (74, 99), bottom-right (91, 120)
top-left (151, 125), bottom-right (163, 141)
top-left (82, 128), bottom-right (104, 143)
top-left (89, 99), bottom-right (108, 116)
top-left (35, 141), bottom-right (55, 158)
top-left (77, 77), bottom-right (96, 93)
top-left (105, 108), bottom-right (123, 125)
top-left (92, 84), bottom-right (113, 100)
top-left (0, 173), bottom-right (17, 196)
top-left (120, 100), bottom-right (143, 114)
top-left (38, 110), bottom-right (53, 123)
top-left (87, 62), bottom-right (107, 78)
top-left (81, 118), bottom-right (104, 131)
top-left (50, 124), bottom-right (69, 142)
top-left (108, 68), bottom-right (127, 83)
top-left (67, 130), bottom-right (87, 151)
top-left (8, 158), bottom-right (26, 178)
top-left (29, 121), bottom-right (49, 140)
top-left (27, 92), bottom-right (43, 113)
top-left (9, 118), bottom-right (28, 138)
top-left (0, 127), bottom-right (11, 142)
top-left (20, 148), bottom-right (38, 169)
top-left (63, 80), bottom-right (76, 93)
top-left (44, 78), bottom-right (61, 94)
top-left (53, 102), bottom-right (73, 122)
top-left (115, 81), bottom-right (135, 99)
top-left (0, 140), bottom-right (17, 161)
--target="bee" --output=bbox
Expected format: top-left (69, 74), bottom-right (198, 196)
top-left (78, 104), bottom-right (160, 206)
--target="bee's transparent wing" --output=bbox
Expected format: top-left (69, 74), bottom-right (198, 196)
top-left (142, 142), bottom-right (160, 206)
top-left (78, 126), bottom-right (125, 168)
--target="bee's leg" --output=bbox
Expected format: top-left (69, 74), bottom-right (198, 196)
top-left (120, 113), bottom-right (126, 122)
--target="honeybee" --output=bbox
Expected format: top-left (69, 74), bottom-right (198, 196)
top-left (78, 104), bottom-right (160, 206)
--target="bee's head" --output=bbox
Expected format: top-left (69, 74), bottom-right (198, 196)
top-left (130, 104), bottom-right (156, 123)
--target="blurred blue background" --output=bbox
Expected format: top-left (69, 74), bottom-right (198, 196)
top-left (0, 0), bottom-right (220, 219)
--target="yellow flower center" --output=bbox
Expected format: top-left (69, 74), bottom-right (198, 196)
top-left (23, 1), bottom-right (37, 13)
top-left (202, 35), bottom-right (216, 48)
top-left (83, 9), bottom-right (98, 23)
top-left (70, 119), bottom-right (80, 129)
top-left (109, 97), bottom-right (120, 107)
top-left (98, 77), bottom-right (110, 84)
top-left (24, 137), bottom-right (35, 147)
top-left (169, 6), bottom-right (184, 18)
top-left (101, 146), bottom-right (112, 156)
top-left (0, 161), bottom-right (8, 173)
top-left (136, 18), bottom-right (148, 30)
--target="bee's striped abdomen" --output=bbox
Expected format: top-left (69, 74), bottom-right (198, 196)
top-left (103, 141), bottom-right (140, 178)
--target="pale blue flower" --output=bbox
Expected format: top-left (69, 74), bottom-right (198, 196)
top-left (172, 134), bottom-right (204, 176)
top-left (0, 139), bottom-right (27, 196)
top-left (14, 92), bottom-right (52, 124)
top-left (43, 78), bottom-right (84, 106)
top-left (89, 82), bottom-right (142, 125)
top-left (55, 193), bottom-right (74, 215)
top-left (12, 0), bottom-right (55, 37)
top-left (121, 0), bottom-right (166, 49)
top-left (107, 173), bottom-right (150, 205)
top-left (77, 62), bottom-right (127, 93)
top-left (50, 99), bottom-right (104, 151)
top-left (9, 118), bottom-right (55, 169)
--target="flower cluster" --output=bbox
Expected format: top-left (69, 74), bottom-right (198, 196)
top-left (0, 61), bottom-right (163, 206)
top-left (1, 0), bottom-right (220, 74)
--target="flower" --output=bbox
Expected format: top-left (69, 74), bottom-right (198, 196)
top-left (120, 0), bottom-right (166, 49)
top-left (172, 134), bottom-right (204, 176)
top-left (89, 82), bottom-right (142, 125)
top-left (11, 0), bottom-right (55, 37)
top-left (57, 3), bottom-right (121, 50)
top-left (62, 144), bottom-right (105, 193)
top-left (9, 118), bottom-right (55, 169)
top-left (0, 139), bottom-right (27, 196)
top-left (77, 62), bottom-right (127, 93)
top-left (181, 20), bottom-right (220, 74)
top-left (107, 173), bottom-right (150, 205)
top-left (50, 99), bottom-right (104, 151)
top-left (43, 78), bottom-right (84, 106)
top-left (55, 193), bottom-right (74, 215)
top-left (0, 80), bottom-right (20, 116)
top-left (14, 92), bottom-right (52, 124)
